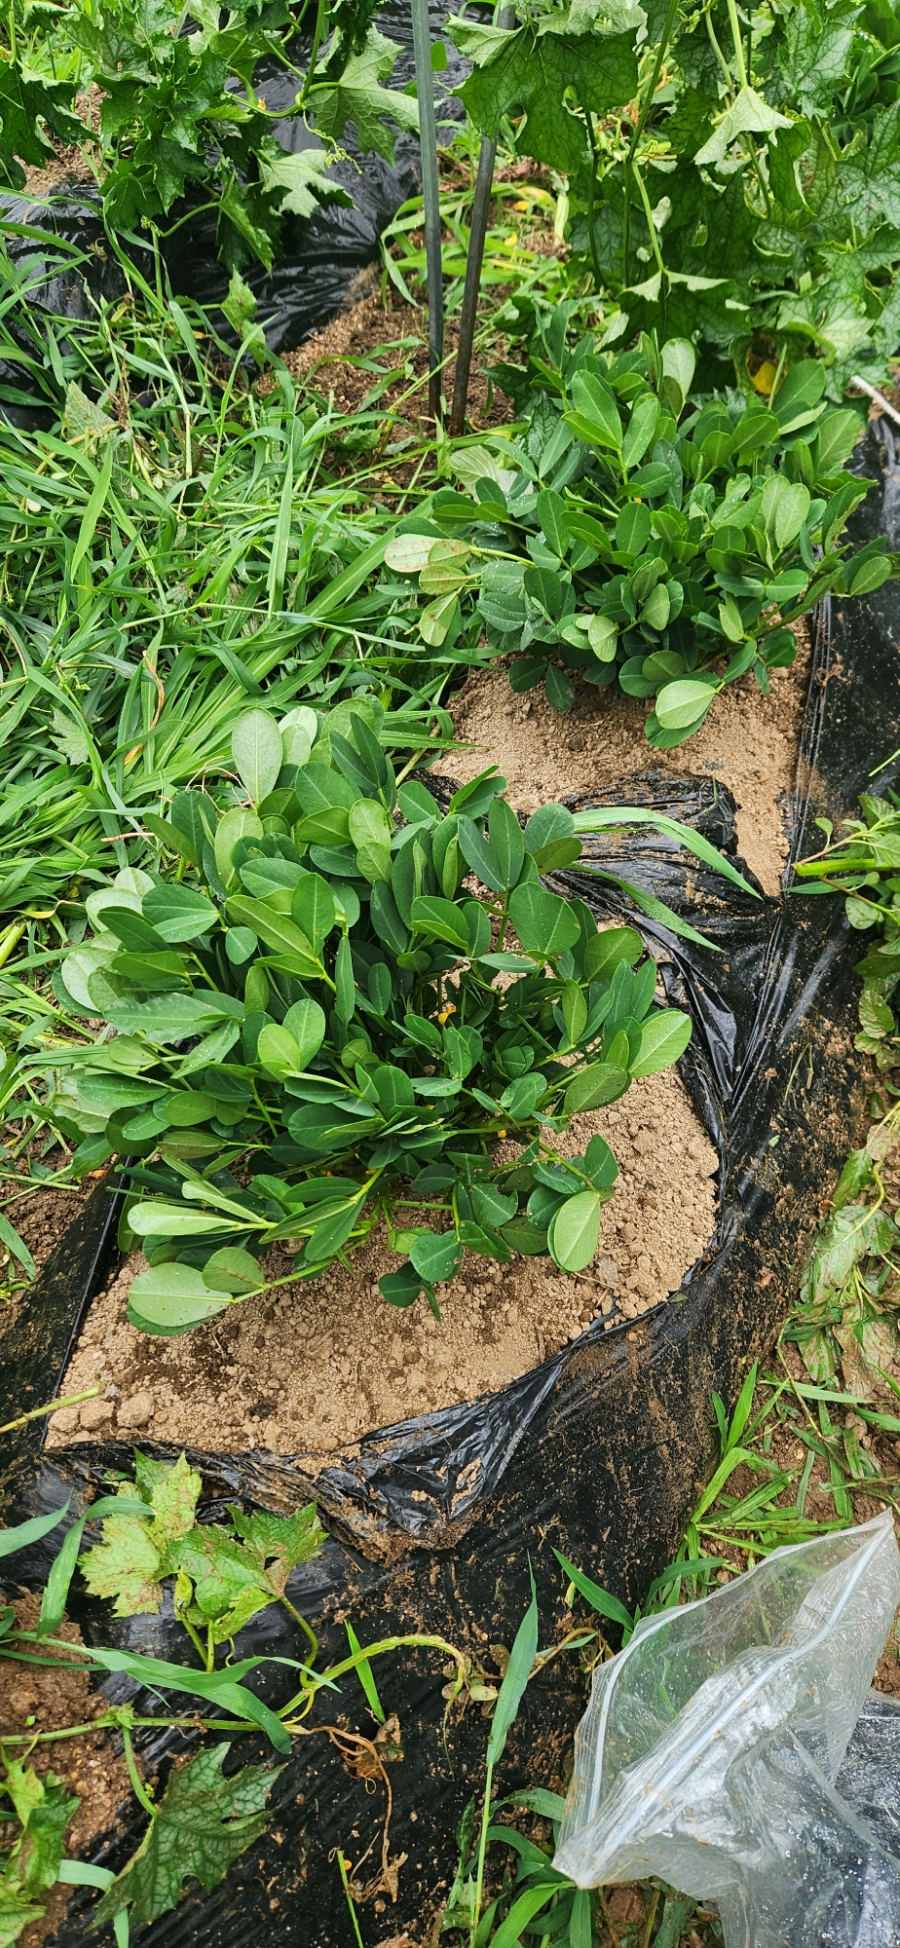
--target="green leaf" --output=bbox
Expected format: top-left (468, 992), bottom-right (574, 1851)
top-left (452, 18), bottom-right (637, 173)
top-left (231, 711), bottom-right (283, 805)
top-left (348, 799), bottom-right (393, 884)
top-left (564, 1062), bottom-right (630, 1113)
top-left (410, 895), bottom-right (470, 953)
top-left (0, 1502), bottom-right (70, 1561)
top-left (93, 1745), bottom-right (279, 1930)
top-left (126, 1262), bottom-right (232, 1336)
top-left (228, 897), bottom-right (321, 976)
top-left (143, 884), bottom-right (217, 943)
top-left (552, 1547), bottom-right (633, 1630)
top-left (568, 370), bottom-right (623, 453)
top-left (215, 808), bottom-right (264, 890)
top-left (282, 997), bottom-right (327, 1068)
top-left (630, 1009), bottom-right (693, 1076)
top-left (509, 883), bottom-right (580, 958)
top-left (257, 1023), bottom-right (304, 1078)
top-left (457, 815), bottom-right (505, 893)
top-left (409, 1230), bottom-right (464, 1282)
top-left (655, 678), bottom-right (717, 730)
top-left (257, 143), bottom-right (351, 220)
top-left (312, 28), bottom-right (420, 163)
top-left (486, 1567), bottom-right (538, 1766)
top-left (693, 83), bottom-right (791, 166)
top-left (549, 1189), bottom-right (604, 1271)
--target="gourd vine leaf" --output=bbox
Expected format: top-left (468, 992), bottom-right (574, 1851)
top-left (448, 17), bottom-right (638, 172)
top-left (311, 29), bottom-right (421, 164)
top-left (92, 1745), bottom-right (280, 1930)
top-left (256, 144), bottom-right (352, 222)
top-left (80, 1456), bottom-right (327, 1642)
top-left (0, 1759), bottom-right (79, 1942)
top-left (0, 67), bottom-right (82, 190)
top-left (81, 1453), bottom-right (202, 1618)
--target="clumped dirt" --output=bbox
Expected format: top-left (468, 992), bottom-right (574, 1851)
top-left (48, 1069), bottom-right (716, 1457)
top-left (0, 1592), bottom-right (131, 1946)
top-left (436, 635), bottom-right (810, 898)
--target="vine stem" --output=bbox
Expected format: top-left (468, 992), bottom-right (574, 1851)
top-left (725, 0), bottom-right (749, 87)
top-left (622, 0), bottom-right (680, 286)
top-left (121, 1725), bottom-right (156, 1820)
top-left (298, 0), bottom-right (327, 106)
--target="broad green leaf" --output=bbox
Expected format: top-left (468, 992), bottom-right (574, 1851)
top-left (694, 84), bottom-right (791, 166)
top-left (409, 1229), bottom-right (464, 1282)
top-left (384, 533), bottom-right (435, 573)
top-left (452, 18), bottom-right (637, 173)
top-left (129, 1203), bottom-right (237, 1237)
top-left (282, 997), bottom-right (326, 1067)
top-left (257, 1023), bottom-right (304, 1077)
top-left (232, 711), bottom-right (283, 804)
top-left (568, 370), bottom-right (623, 452)
top-left (630, 1009), bottom-right (693, 1076)
top-left (410, 895), bottom-right (470, 953)
top-left (215, 808), bottom-right (263, 890)
top-left (509, 883), bottom-right (580, 958)
top-left (127, 1263), bottom-right (233, 1335)
top-left (564, 1062), bottom-right (629, 1113)
top-left (549, 1189), bottom-right (604, 1271)
top-left (654, 679), bottom-right (718, 730)
top-left (93, 1745), bottom-right (279, 1930)
top-left (227, 897), bottom-right (321, 975)
top-left (143, 883), bottom-right (217, 943)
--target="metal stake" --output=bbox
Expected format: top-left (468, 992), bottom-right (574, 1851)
top-left (410, 0), bottom-right (444, 421)
top-left (448, 5), bottom-right (516, 438)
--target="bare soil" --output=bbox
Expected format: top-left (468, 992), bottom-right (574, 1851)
top-left (435, 633), bottom-right (810, 898)
top-left (0, 1593), bottom-right (131, 1946)
top-left (48, 1068), bottom-right (716, 1457)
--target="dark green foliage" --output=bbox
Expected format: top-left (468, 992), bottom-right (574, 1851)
top-left (452, 0), bottom-right (900, 388)
top-left (93, 1745), bottom-right (278, 1930)
top-left (45, 705), bottom-right (695, 1328)
top-left (1, 0), bottom-right (417, 268)
top-left (794, 789), bottom-right (900, 1067)
top-left (402, 331), bottom-right (889, 746)
top-left (0, 1759), bottom-right (78, 1945)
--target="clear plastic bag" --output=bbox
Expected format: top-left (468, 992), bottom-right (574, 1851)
top-left (555, 1511), bottom-right (900, 1947)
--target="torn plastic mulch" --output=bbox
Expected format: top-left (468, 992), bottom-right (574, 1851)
top-left (0, 0), bottom-right (469, 430)
top-left (1, 422), bottom-right (898, 1943)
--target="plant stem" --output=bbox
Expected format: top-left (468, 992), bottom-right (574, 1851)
top-left (298, 0), bottom-right (327, 105)
top-left (0, 1388), bottom-right (100, 1437)
top-left (337, 1852), bottom-right (365, 1948)
top-left (632, 163), bottom-right (666, 280)
top-left (471, 1758), bottom-right (495, 1946)
top-left (583, 103), bottom-right (603, 290)
top-left (279, 1593), bottom-right (319, 1662)
top-left (410, 0), bottom-right (444, 420)
top-left (725, 0), bottom-right (749, 87)
top-left (121, 1725), bottom-right (156, 1820)
top-left (622, 0), bottom-right (680, 286)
